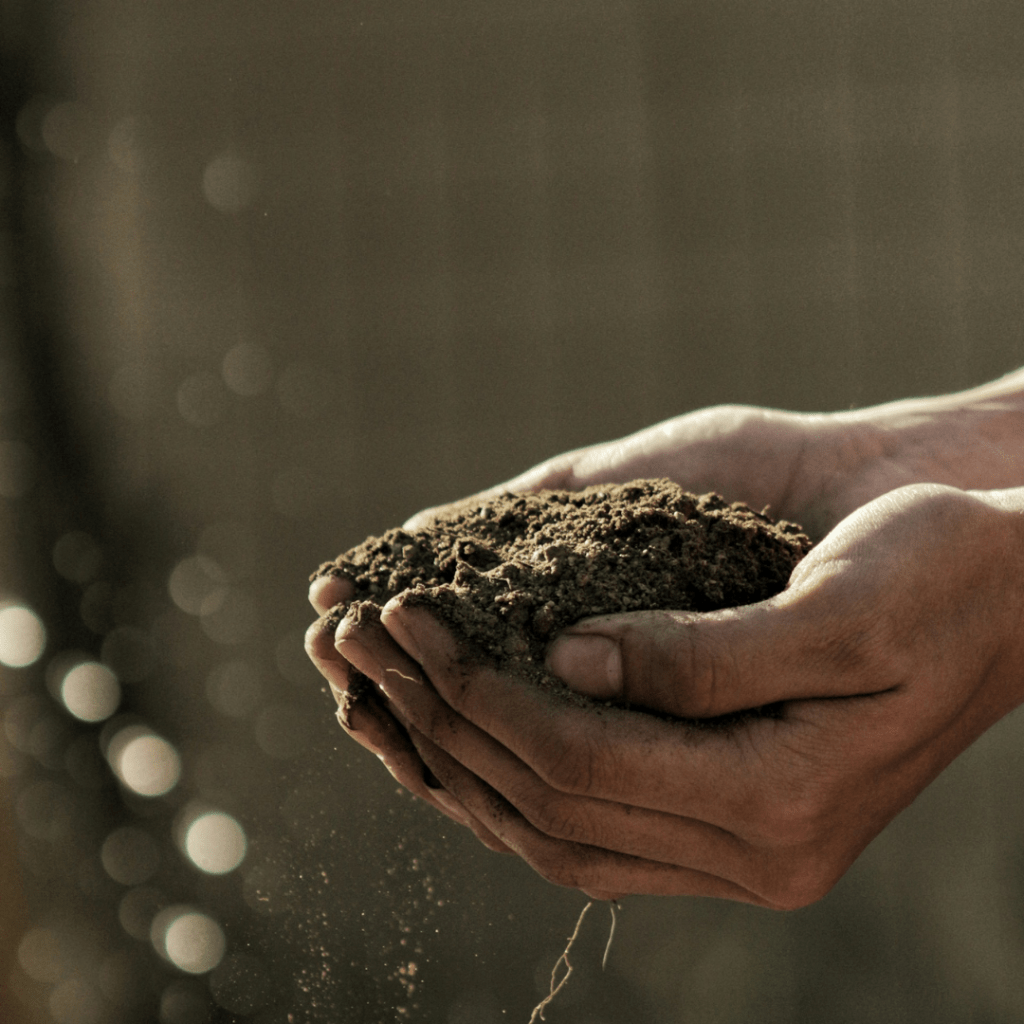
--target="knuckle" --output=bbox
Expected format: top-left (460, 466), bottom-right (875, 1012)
top-left (521, 797), bottom-right (589, 845)
top-left (687, 638), bottom-right (721, 719)
top-left (531, 729), bottom-right (596, 795)
top-left (660, 618), bottom-right (734, 719)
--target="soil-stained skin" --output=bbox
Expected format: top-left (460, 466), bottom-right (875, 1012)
top-left (312, 479), bottom-right (812, 690)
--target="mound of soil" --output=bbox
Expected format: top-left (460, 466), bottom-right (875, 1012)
top-left (312, 480), bottom-right (811, 693)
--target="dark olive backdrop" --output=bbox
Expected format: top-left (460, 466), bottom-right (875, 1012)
top-left (4, 1), bottom-right (1024, 1022)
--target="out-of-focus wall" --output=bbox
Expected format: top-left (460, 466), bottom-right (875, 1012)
top-left (4, 1), bottom-right (1024, 1022)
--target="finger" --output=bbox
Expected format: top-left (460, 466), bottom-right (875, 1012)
top-left (375, 658), bottom-right (759, 880)
top-left (486, 428), bottom-right (700, 495)
top-left (542, 564), bottom-right (896, 718)
top-left (305, 611), bottom-right (360, 708)
top-left (333, 610), bottom-right (514, 853)
top-left (305, 614), bottom-right (495, 836)
top-left (408, 727), bottom-right (774, 905)
top-left (399, 414), bottom-right (746, 533)
top-left (379, 662), bottom-right (805, 903)
top-left (307, 614), bottom-right (438, 793)
top-left (385, 650), bottom-right (858, 907)
top-left (379, 602), bottom-right (786, 827)
top-left (378, 602), bottom-right (906, 903)
top-left (482, 410), bottom-right (788, 496)
top-left (308, 572), bottom-right (354, 614)
top-left (334, 685), bottom-right (467, 815)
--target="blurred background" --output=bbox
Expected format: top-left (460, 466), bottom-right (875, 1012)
top-left (2, 0), bottom-right (1024, 1021)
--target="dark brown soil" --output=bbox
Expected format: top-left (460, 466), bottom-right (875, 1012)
top-left (312, 480), bottom-right (811, 696)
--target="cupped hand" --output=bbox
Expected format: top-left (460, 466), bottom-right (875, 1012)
top-left (395, 379), bottom-right (1024, 543)
top-left (309, 391), bottom-right (1013, 628)
top-left (396, 396), bottom-right (1013, 542)
top-left (350, 483), bottom-right (1024, 905)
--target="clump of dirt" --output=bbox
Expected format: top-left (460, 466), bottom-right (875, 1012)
top-left (312, 480), bottom-right (811, 690)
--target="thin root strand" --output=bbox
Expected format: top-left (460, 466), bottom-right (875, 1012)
top-left (602, 901), bottom-right (618, 972)
top-left (527, 901), bottom-right (593, 1024)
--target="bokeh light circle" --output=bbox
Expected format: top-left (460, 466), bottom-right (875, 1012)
top-left (109, 729), bottom-right (181, 797)
top-left (52, 531), bottom-right (103, 583)
top-left (202, 154), bottom-right (258, 213)
top-left (168, 556), bottom-right (227, 616)
top-left (49, 976), bottom-right (104, 1024)
top-left (184, 812), bottom-right (247, 875)
top-left (17, 926), bottom-right (66, 983)
top-left (159, 980), bottom-right (213, 1024)
top-left (61, 662), bottom-right (120, 722)
top-left (40, 100), bottom-right (93, 163)
top-left (152, 906), bottom-right (226, 974)
top-left (205, 660), bottom-right (261, 718)
top-left (0, 604), bottom-right (46, 667)
top-left (222, 343), bottom-right (272, 396)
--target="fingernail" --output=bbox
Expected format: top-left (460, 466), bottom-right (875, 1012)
top-left (377, 752), bottom-right (401, 782)
top-left (336, 637), bottom-right (382, 683)
top-left (432, 788), bottom-right (470, 823)
top-left (309, 573), bottom-right (354, 614)
top-left (381, 604), bottom-right (423, 664)
top-left (335, 705), bottom-right (361, 733)
top-left (546, 634), bottom-right (622, 699)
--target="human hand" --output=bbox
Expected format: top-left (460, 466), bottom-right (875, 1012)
top-left (341, 483), bottom-right (1024, 905)
top-left (306, 373), bottom-right (1024, 897)
top-left (396, 376), bottom-right (1024, 543)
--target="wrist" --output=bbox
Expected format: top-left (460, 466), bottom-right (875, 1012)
top-left (832, 368), bottom-right (1024, 493)
top-left (974, 485), bottom-right (1024, 715)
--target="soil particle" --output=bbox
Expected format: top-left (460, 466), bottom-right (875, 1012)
top-left (312, 480), bottom-right (811, 702)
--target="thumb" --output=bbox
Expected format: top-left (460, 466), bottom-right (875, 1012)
top-left (544, 596), bottom-right (854, 719)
